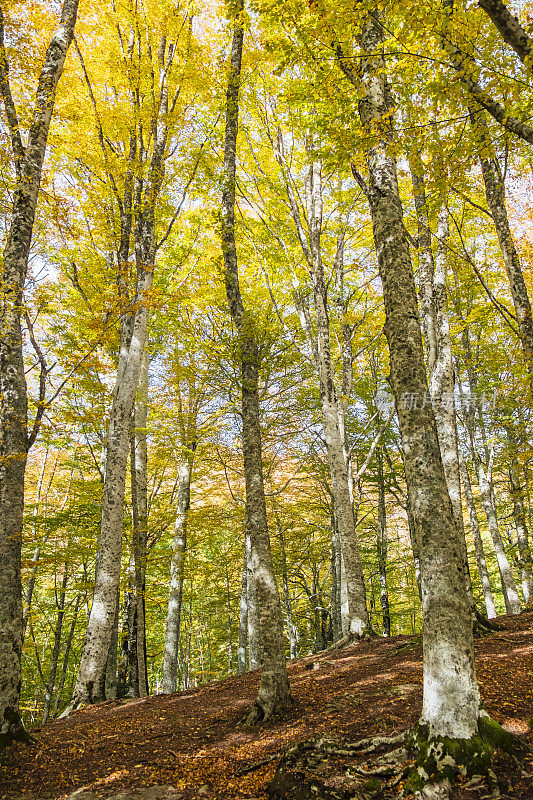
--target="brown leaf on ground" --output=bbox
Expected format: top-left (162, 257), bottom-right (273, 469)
top-left (1, 612), bottom-right (532, 800)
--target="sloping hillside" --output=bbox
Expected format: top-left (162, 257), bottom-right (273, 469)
top-left (2, 612), bottom-right (532, 800)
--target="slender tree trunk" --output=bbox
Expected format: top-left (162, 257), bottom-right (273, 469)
top-left (470, 107), bottom-right (533, 392)
top-left (277, 522), bottom-right (299, 659)
top-left (104, 589), bottom-right (119, 701)
top-left (330, 510), bottom-right (343, 641)
top-left (70, 284), bottom-right (151, 708)
top-left (246, 529), bottom-right (261, 671)
top-left (162, 450), bottom-right (194, 693)
top-left (225, 566), bottom-right (233, 673)
top-left (119, 553), bottom-right (138, 698)
top-left (51, 591), bottom-right (80, 718)
top-left (408, 141), bottom-right (437, 373)
top-left (42, 565), bottom-right (69, 724)
top-left (507, 443), bottom-right (533, 606)
top-left (339, 8), bottom-right (481, 774)
top-left (237, 550), bottom-right (248, 674)
top-left (408, 158), bottom-right (472, 600)
top-left (459, 455), bottom-right (497, 618)
top-left (406, 500), bottom-right (423, 603)
top-left (461, 408), bottom-right (522, 614)
top-left (376, 448), bottom-right (391, 636)
top-left (23, 451), bottom-right (64, 642)
top-left (221, 3), bottom-right (291, 722)
top-left (278, 148), bottom-right (369, 638)
top-left (0, 0), bottom-right (78, 748)
top-left (131, 346), bottom-right (149, 697)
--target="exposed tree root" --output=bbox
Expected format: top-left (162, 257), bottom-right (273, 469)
top-left (243, 693), bottom-right (295, 727)
top-left (266, 715), bottom-right (531, 800)
top-left (474, 609), bottom-right (506, 637)
top-left (267, 731), bottom-right (411, 799)
top-left (325, 628), bottom-right (377, 653)
top-left (325, 633), bottom-right (356, 651)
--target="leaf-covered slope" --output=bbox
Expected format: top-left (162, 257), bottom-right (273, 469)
top-left (2, 612), bottom-right (532, 800)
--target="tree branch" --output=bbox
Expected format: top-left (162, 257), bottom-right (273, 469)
top-left (0, 4), bottom-right (25, 177)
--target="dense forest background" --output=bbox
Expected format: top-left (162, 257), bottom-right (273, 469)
top-left (1, 0), bottom-right (532, 734)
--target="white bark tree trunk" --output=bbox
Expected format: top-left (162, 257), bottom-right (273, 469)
top-left (131, 346), bottom-right (149, 697)
top-left (459, 454), bottom-right (497, 619)
top-left (376, 447), bottom-right (390, 636)
top-left (246, 529), bottom-right (261, 671)
top-left (275, 145), bottom-right (369, 638)
top-left (0, 0), bottom-right (78, 749)
top-left (462, 410), bottom-right (521, 614)
top-left (70, 284), bottom-right (152, 707)
top-left (162, 451), bottom-right (194, 693)
top-left (221, 3), bottom-right (291, 722)
top-left (338, 7), bottom-right (481, 768)
top-left (470, 107), bottom-right (533, 393)
top-left (237, 550), bottom-right (248, 674)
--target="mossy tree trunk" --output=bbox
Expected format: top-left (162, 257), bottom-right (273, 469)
top-left (336, 4), bottom-right (487, 795)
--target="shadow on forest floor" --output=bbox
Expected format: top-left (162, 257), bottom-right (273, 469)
top-left (1, 611), bottom-right (532, 800)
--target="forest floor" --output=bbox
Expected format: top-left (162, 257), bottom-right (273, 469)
top-left (1, 611), bottom-right (533, 800)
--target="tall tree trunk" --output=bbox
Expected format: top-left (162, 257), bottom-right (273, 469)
top-left (104, 589), bottom-right (119, 701)
top-left (237, 549), bottom-right (248, 674)
top-left (330, 509), bottom-right (343, 642)
top-left (42, 565), bottom-right (69, 724)
top-left (276, 145), bottom-right (369, 639)
top-left (119, 553), bottom-right (138, 698)
top-left (23, 450), bottom-right (62, 642)
top-left (408, 157), bottom-right (472, 596)
top-left (459, 454), bottom-right (497, 619)
top-left (460, 403), bottom-right (522, 614)
top-left (221, 2), bottom-right (291, 723)
top-left (162, 449), bottom-right (194, 694)
top-left (225, 565), bottom-right (234, 672)
top-left (406, 500), bottom-right (423, 603)
top-left (0, 0), bottom-right (78, 749)
top-left (276, 520), bottom-right (299, 659)
top-left (337, 9), bottom-right (482, 783)
top-left (507, 432), bottom-right (533, 606)
top-left (246, 529), bottom-right (261, 671)
top-left (70, 280), bottom-right (151, 708)
top-left (51, 591), bottom-right (80, 718)
top-left (376, 447), bottom-right (391, 636)
top-left (469, 107), bottom-right (533, 392)
top-left (131, 346), bottom-right (149, 697)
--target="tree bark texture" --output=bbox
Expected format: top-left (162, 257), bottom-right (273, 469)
top-left (470, 107), bottom-right (533, 393)
top-left (277, 521), bottom-right (299, 659)
top-left (237, 550), bottom-right (248, 674)
top-left (162, 450), bottom-right (194, 693)
top-left (276, 144), bottom-right (369, 638)
top-left (459, 455), bottom-right (497, 619)
top-left (507, 432), bottom-right (533, 605)
top-left (130, 346), bottom-right (149, 697)
top-left (376, 448), bottom-right (391, 636)
top-left (478, 0), bottom-right (533, 71)
top-left (0, 0), bottom-right (78, 749)
top-left (41, 565), bottom-right (69, 724)
top-left (341, 6), bottom-right (481, 741)
top-left (221, 3), bottom-right (291, 721)
top-left (246, 529), bottom-right (261, 671)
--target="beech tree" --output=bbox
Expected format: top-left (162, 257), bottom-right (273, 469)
top-left (0, 0), bottom-right (79, 753)
top-left (220, 0), bottom-right (292, 722)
